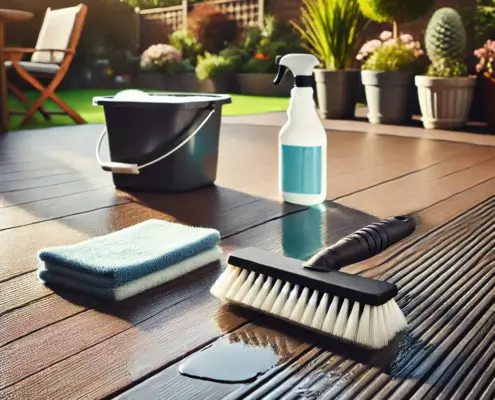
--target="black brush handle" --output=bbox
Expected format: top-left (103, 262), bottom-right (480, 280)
top-left (302, 216), bottom-right (416, 272)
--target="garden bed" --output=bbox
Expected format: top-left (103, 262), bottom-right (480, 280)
top-left (133, 71), bottom-right (292, 96)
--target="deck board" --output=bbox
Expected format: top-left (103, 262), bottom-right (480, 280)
top-left (0, 123), bottom-right (494, 400)
top-left (115, 195), bottom-right (495, 400)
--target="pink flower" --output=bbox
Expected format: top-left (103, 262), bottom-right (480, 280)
top-left (356, 53), bottom-right (363, 61)
top-left (383, 38), bottom-right (396, 46)
top-left (360, 39), bottom-right (382, 54)
top-left (400, 34), bottom-right (413, 44)
top-left (379, 31), bottom-right (392, 41)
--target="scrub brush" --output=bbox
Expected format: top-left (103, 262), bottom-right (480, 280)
top-left (210, 216), bottom-right (415, 349)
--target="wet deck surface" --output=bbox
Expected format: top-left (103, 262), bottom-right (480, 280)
top-left (1, 122), bottom-right (494, 399)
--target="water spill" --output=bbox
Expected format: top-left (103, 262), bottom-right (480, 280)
top-left (178, 331), bottom-right (281, 383)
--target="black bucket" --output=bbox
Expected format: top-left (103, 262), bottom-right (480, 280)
top-left (93, 91), bottom-right (232, 193)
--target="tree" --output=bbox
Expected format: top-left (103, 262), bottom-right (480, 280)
top-left (357, 0), bottom-right (435, 38)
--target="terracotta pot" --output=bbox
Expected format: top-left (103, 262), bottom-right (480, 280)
top-left (482, 75), bottom-right (495, 131)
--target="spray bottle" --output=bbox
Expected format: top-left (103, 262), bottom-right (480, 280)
top-left (273, 54), bottom-right (327, 206)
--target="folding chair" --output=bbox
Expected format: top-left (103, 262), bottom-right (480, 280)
top-left (4, 4), bottom-right (87, 128)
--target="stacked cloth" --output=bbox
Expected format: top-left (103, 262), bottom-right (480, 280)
top-left (37, 219), bottom-right (222, 301)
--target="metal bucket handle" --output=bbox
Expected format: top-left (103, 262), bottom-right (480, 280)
top-left (96, 105), bottom-right (216, 175)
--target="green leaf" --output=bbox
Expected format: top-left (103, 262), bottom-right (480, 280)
top-left (291, 0), bottom-right (366, 70)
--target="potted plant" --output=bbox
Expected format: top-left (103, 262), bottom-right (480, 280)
top-left (357, 32), bottom-right (424, 124)
top-left (474, 40), bottom-right (495, 131)
top-left (136, 43), bottom-right (195, 91)
top-left (292, 0), bottom-right (367, 119)
top-left (195, 52), bottom-right (237, 93)
top-left (415, 7), bottom-right (476, 129)
top-left (356, 0), bottom-right (434, 124)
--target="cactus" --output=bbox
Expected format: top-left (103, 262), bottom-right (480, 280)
top-left (424, 7), bottom-right (466, 63)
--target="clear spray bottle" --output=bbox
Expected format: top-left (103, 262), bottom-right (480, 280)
top-left (273, 54), bottom-right (327, 206)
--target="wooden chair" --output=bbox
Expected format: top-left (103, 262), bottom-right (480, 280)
top-left (4, 4), bottom-right (87, 128)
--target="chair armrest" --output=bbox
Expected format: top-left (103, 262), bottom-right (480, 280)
top-left (4, 47), bottom-right (75, 62)
top-left (3, 47), bottom-right (35, 62)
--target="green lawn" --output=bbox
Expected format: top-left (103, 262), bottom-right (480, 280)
top-left (7, 89), bottom-right (290, 131)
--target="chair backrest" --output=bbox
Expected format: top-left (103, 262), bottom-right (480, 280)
top-left (31, 4), bottom-right (87, 64)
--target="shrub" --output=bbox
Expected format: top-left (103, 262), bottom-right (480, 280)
top-left (140, 43), bottom-right (192, 73)
top-left (195, 52), bottom-right (236, 80)
top-left (292, 0), bottom-right (367, 70)
top-left (169, 29), bottom-right (202, 65)
top-left (243, 55), bottom-right (274, 73)
top-left (188, 2), bottom-right (240, 54)
top-left (357, 0), bottom-right (434, 23)
top-left (212, 15), bottom-right (303, 75)
top-left (357, 0), bottom-right (434, 38)
top-left (218, 46), bottom-right (252, 71)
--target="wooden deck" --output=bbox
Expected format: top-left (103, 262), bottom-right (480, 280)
top-left (0, 121), bottom-right (494, 399)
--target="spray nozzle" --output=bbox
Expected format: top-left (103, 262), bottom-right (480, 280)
top-left (273, 55), bottom-right (288, 85)
top-left (272, 53), bottom-right (319, 87)
top-left (273, 63), bottom-right (288, 85)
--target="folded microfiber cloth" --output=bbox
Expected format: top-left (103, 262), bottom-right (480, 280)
top-left (38, 219), bottom-right (220, 285)
top-left (37, 219), bottom-right (222, 300)
top-left (38, 246), bottom-right (223, 301)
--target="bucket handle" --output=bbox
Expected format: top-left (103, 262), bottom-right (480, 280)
top-left (96, 106), bottom-right (216, 175)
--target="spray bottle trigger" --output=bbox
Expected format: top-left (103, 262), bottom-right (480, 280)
top-left (273, 65), bottom-right (288, 85)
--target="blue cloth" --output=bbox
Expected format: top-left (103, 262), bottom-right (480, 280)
top-left (37, 219), bottom-right (220, 287)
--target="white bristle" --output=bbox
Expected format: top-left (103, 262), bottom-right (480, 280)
top-left (209, 265), bottom-right (233, 297)
top-left (225, 269), bottom-right (248, 300)
top-left (369, 306), bottom-right (381, 349)
top-left (260, 279), bottom-right (282, 312)
top-left (310, 292), bottom-right (328, 330)
top-left (377, 306), bottom-right (389, 346)
top-left (342, 301), bottom-right (360, 342)
top-left (242, 274), bottom-right (265, 306)
top-left (232, 271), bottom-right (256, 302)
top-left (300, 290), bottom-right (319, 325)
top-left (356, 305), bottom-right (371, 347)
top-left (271, 282), bottom-right (291, 315)
top-left (210, 265), bottom-right (238, 299)
top-left (281, 285), bottom-right (300, 319)
top-left (383, 301), bottom-right (398, 336)
top-left (289, 287), bottom-right (309, 322)
top-left (321, 296), bottom-right (339, 334)
top-left (252, 276), bottom-right (273, 309)
top-left (210, 266), bottom-right (408, 350)
top-left (391, 299), bottom-right (408, 331)
top-left (383, 299), bottom-right (404, 338)
top-left (333, 298), bottom-right (350, 337)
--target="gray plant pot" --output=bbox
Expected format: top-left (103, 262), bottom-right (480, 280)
top-left (415, 75), bottom-right (476, 129)
top-left (361, 70), bottom-right (414, 124)
top-left (237, 73), bottom-right (292, 96)
top-left (314, 69), bottom-right (360, 119)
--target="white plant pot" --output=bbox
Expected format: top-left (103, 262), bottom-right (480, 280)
top-left (415, 75), bottom-right (476, 129)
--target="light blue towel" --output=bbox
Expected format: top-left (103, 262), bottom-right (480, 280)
top-left (37, 219), bottom-right (221, 287)
top-left (38, 246), bottom-right (224, 301)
